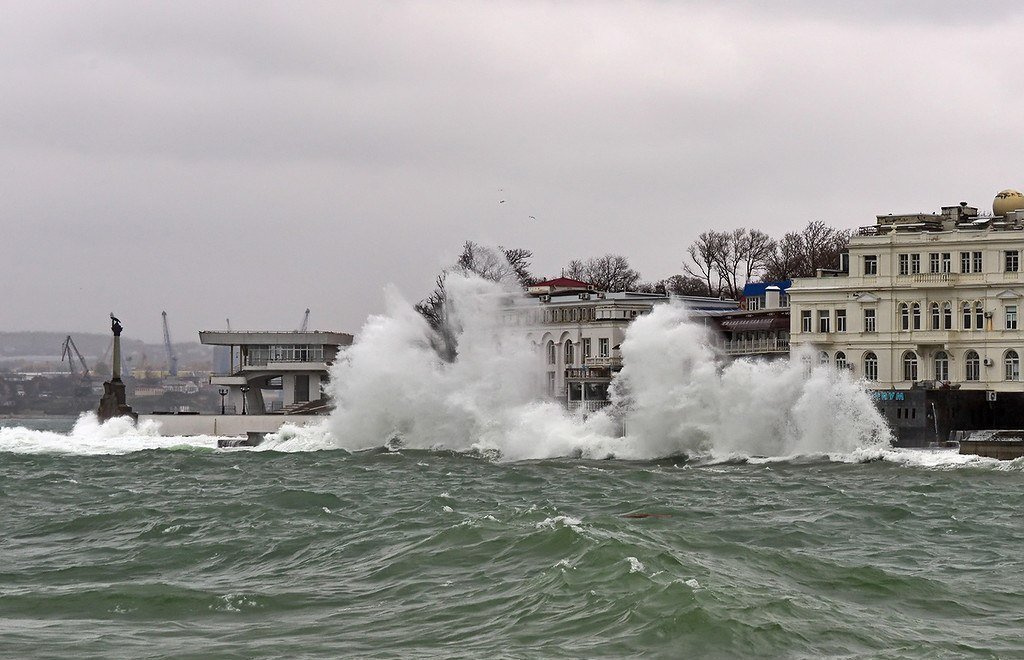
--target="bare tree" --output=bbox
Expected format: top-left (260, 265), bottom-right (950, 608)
top-left (662, 274), bottom-right (710, 297)
top-left (763, 221), bottom-right (850, 281)
top-left (684, 231), bottom-right (729, 297)
top-left (563, 259), bottom-right (586, 281)
top-left (559, 254), bottom-right (642, 292)
top-left (416, 241), bottom-right (535, 361)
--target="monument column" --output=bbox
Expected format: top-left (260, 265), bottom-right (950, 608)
top-left (97, 314), bottom-right (137, 422)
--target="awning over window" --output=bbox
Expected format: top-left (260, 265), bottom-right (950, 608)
top-left (719, 316), bottom-right (789, 332)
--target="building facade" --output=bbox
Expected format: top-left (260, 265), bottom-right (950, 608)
top-left (788, 191), bottom-right (1024, 443)
top-left (201, 330), bottom-right (353, 414)
top-left (504, 277), bottom-right (738, 412)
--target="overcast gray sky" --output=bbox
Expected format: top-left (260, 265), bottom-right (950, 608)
top-left (2, 0), bottom-right (1022, 342)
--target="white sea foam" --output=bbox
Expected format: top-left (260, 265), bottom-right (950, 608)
top-left (625, 556), bottom-right (645, 573)
top-left (535, 515), bottom-right (582, 530)
top-left (0, 413), bottom-right (216, 455)
top-left (5, 275), bottom-right (1020, 469)
top-left (314, 272), bottom-right (892, 460)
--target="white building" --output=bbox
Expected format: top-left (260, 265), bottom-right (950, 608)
top-left (789, 191), bottom-right (1024, 392)
top-left (504, 277), bottom-right (738, 412)
top-left (201, 330), bottom-right (352, 414)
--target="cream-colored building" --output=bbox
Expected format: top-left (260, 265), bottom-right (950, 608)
top-left (789, 190), bottom-right (1024, 392)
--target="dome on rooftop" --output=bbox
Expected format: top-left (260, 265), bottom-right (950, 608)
top-left (993, 189), bottom-right (1024, 217)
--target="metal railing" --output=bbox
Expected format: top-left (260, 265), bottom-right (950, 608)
top-left (721, 338), bottom-right (790, 355)
top-left (567, 400), bottom-right (612, 414)
top-left (584, 356), bottom-right (623, 368)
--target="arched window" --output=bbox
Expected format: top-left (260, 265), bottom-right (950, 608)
top-left (1006, 350), bottom-right (1020, 381)
top-left (819, 351), bottom-right (830, 365)
top-left (912, 303), bottom-right (921, 330)
top-left (931, 302), bottom-right (940, 330)
top-left (864, 352), bottom-right (878, 381)
top-left (899, 303), bottom-right (910, 331)
top-left (934, 351), bottom-right (949, 382)
top-left (903, 351), bottom-right (919, 381)
top-left (835, 351), bottom-right (847, 370)
top-left (547, 341), bottom-right (556, 365)
top-left (962, 302), bottom-right (972, 330)
top-left (975, 302), bottom-right (985, 330)
top-left (943, 302), bottom-right (953, 330)
top-left (965, 350), bottom-right (980, 381)
top-left (564, 340), bottom-right (574, 366)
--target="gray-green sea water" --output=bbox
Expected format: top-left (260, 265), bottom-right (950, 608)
top-left (2, 418), bottom-right (1023, 658)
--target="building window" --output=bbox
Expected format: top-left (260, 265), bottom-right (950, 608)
top-left (864, 352), bottom-right (878, 381)
top-left (941, 253), bottom-right (951, 273)
top-left (818, 310), bottom-right (830, 333)
top-left (899, 303), bottom-right (910, 331)
top-left (929, 252), bottom-right (940, 274)
top-left (961, 251), bottom-right (971, 273)
top-left (1007, 250), bottom-right (1019, 273)
top-left (582, 338), bottom-right (592, 358)
top-left (835, 351), bottom-right (847, 370)
top-left (801, 310), bottom-right (812, 332)
top-left (962, 302), bottom-right (972, 330)
top-left (547, 371), bottom-right (556, 396)
top-left (973, 251), bottom-right (983, 273)
top-left (935, 351), bottom-right (949, 382)
top-left (564, 340), bottom-right (574, 366)
top-left (598, 338), bottom-right (609, 357)
top-left (864, 255), bottom-right (878, 275)
top-left (864, 308), bottom-right (876, 333)
top-left (898, 254), bottom-right (910, 276)
top-left (931, 302), bottom-right (940, 330)
top-left (975, 302), bottom-right (984, 330)
top-left (819, 351), bottom-right (830, 365)
top-left (1007, 305), bottom-right (1018, 331)
top-left (903, 351), bottom-right (919, 381)
top-left (943, 302), bottom-right (953, 330)
top-left (547, 341), bottom-right (556, 365)
top-left (910, 254), bottom-right (921, 274)
top-left (836, 309), bottom-right (846, 332)
top-left (965, 350), bottom-right (980, 381)
top-left (912, 303), bottom-right (921, 330)
top-left (747, 297), bottom-right (761, 311)
top-left (1007, 350), bottom-right (1020, 381)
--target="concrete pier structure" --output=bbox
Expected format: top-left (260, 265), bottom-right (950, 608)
top-left (200, 330), bottom-right (352, 415)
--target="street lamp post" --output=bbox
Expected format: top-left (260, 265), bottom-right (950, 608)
top-left (240, 385), bottom-right (250, 415)
top-left (218, 388), bottom-right (228, 415)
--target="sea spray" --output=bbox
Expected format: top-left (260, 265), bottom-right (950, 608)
top-left (318, 273), bottom-right (891, 459)
top-left (610, 303), bottom-right (892, 458)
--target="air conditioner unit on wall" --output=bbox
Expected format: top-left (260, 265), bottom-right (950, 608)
top-left (983, 358), bottom-right (994, 366)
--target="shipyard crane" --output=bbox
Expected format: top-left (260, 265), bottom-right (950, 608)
top-left (60, 335), bottom-right (90, 378)
top-left (161, 311), bottom-right (179, 377)
top-left (299, 308), bottom-right (310, 332)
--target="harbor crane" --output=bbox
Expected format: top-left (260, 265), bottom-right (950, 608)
top-left (60, 335), bottom-right (90, 378)
top-left (299, 308), bottom-right (310, 332)
top-left (162, 311), bottom-right (179, 377)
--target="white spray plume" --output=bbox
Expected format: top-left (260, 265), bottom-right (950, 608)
top-left (320, 273), bottom-right (891, 459)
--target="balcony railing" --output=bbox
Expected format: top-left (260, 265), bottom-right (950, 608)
top-left (584, 356), bottom-right (623, 368)
top-left (567, 400), bottom-right (612, 414)
top-left (908, 273), bottom-right (958, 284)
top-left (242, 356), bottom-right (326, 367)
top-left (721, 338), bottom-right (790, 356)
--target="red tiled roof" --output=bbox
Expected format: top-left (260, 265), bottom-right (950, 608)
top-left (533, 277), bottom-right (591, 288)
